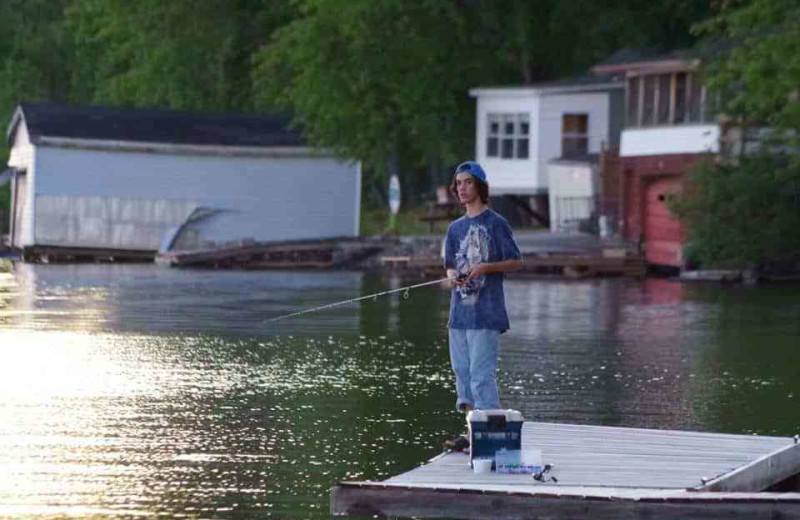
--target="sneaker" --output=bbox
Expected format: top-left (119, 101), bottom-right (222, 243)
top-left (443, 435), bottom-right (470, 452)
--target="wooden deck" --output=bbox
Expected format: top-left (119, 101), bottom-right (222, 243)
top-left (331, 421), bottom-right (800, 519)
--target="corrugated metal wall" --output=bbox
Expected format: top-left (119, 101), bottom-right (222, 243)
top-left (29, 147), bottom-right (360, 250)
top-left (35, 195), bottom-right (198, 250)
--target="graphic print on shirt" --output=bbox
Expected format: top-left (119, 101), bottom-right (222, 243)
top-left (455, 223), bottom-right (489, 303)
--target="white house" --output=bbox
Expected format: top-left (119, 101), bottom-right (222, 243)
top-left (5, 103), bottom-right (361, 259)
top-left (469, 75), bottom-right (624, 230)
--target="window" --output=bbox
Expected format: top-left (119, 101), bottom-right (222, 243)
top-left (517, 115), bottom-right (530, 159)
top-left (486, 112), bottom-right (529, 159)
top-left (487, 114), bottom-right (500, 156)
top-left (642, 76), bottom-right (656, 127)
top-left (626, 71), bottom-right (711, 127)
top-left (627, 77), bottom-right (639, 127)
top-left (674, 72), bottom-right (687, 123)
top-left (657, 75), bottom-right (671, 124)
top-left (562, 114), bottom-right (588, 157)
top-left (688, 71), bottom-right (705, 123)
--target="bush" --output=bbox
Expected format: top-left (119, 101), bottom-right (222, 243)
top-left (360, 207), bottom-right (451, 237)
top-left (671, 154), bottom-right (800, 267)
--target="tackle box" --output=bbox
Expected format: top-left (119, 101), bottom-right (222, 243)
top-left (467, 409), bottom-right (524, 468)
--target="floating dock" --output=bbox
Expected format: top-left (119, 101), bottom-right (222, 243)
top-left (331, 421), bottom-right (800, 519)
top-left (379, 252), bottom-right (646, 278)
top-left (157, 237), bottom-right (385, 269)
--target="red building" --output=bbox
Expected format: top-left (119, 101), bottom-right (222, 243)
top-left (593, 50), bottom-right (720, 267)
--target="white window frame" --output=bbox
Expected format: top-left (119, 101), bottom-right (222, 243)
top-left (487, 112), bottom-right (529, 160)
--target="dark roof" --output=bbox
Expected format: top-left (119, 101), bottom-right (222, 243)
top-left (593, 42), bottom-right (734, 72)
top-left (594, 48), bottom-right (675, 68)
top-left (473, 73), bottom-right (624, 92)
top-left (7, 102), bottom-right (306, 148)
top-left (526, 73), bottom-right (624, 90)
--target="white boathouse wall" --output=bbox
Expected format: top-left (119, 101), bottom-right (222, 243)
top-left (27, 145), bottom-right (360, 251)
top-left (8, 122), bottom-right (35, 248)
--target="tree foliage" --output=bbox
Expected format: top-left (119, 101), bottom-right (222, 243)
top-left (253, 0), bottom-right (479, 202)
top-left (695, 0), bottom-right (800, 134)
top-left (254, 0), bottom-right (714, 205)
top-left (64, 0), bottom-right (296, 111)
top-left (674, 0), bottom-right (800, 267)
top-left (0, 0), bottom-right (75, 162)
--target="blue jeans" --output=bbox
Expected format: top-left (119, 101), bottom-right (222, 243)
top-left (448, 328), bottom-right (501, 411)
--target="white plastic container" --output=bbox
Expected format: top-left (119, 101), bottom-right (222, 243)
top-left (472, 458), bottom-right (493, 474)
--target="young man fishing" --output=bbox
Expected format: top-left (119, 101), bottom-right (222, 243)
top-left (443, 161), bottom-right (522, 428)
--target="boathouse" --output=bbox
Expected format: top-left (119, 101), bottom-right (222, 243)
top-left (592, 49), bottom-right (722, 267)
top-left (468, 76), bottom-right (624, 230)
top-left (5, 103), bottom-right (361, 261)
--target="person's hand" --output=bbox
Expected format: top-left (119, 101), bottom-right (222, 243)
top-left (454, 272), bottom-right (468, 287)
top-left (467, 263), bottom-right (487, 280)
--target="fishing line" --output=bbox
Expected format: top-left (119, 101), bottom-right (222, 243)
top-left (265, 275), bottom-right (456, 323)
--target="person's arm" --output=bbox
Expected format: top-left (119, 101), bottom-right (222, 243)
top-left (464, 258), bottom-right (522, 280)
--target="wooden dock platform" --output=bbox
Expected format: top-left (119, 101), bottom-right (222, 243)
top-left (331, 421), bottom-right (800, 519)
top-left (379, 252), bottom-right (646, 278)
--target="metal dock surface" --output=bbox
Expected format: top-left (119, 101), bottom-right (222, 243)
top-left (332, 421), bottom-right (800, 519)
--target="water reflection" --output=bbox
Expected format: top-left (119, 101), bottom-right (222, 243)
top-left (0, 264), bottom-right (798, 518)
top-left (2, 264), bottom-right (365, 334)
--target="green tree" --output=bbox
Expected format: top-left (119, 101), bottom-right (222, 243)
top-left (254, 0), bottom-right (714, 208)
top-left (65, 0), bottom-right (296, 111)
top-left (674, 155), bottom-right (800, 267)
top-left (254, 0), bottom-right (474, 206)
top-left (674, 0), bottom-right (800, 267)
top-left (0, 0), bottom-right (75, 161)
top-left (695, 0), bottom-right (800, 137)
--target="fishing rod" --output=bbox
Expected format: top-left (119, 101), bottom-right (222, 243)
top-left (265, 275), bottom-right (457, 323)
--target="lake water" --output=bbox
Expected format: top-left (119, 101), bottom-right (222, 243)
top-left (1, 264), bottom-right (799, 518)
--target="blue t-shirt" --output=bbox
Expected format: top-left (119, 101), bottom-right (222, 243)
top-left (443, 209), bottom-right (521, 331)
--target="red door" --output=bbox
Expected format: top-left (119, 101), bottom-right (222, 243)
top-left (644, 177), bottom-right (682, 267)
